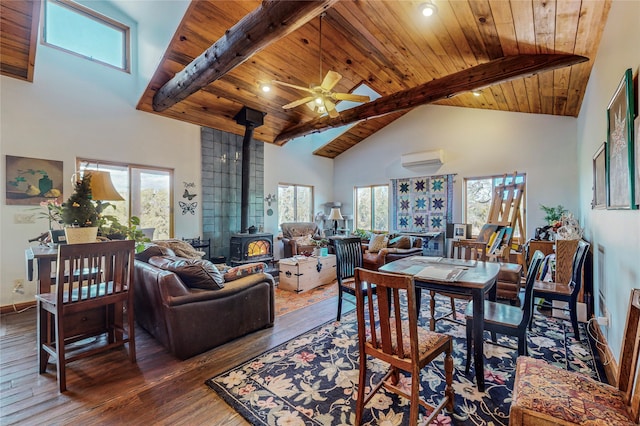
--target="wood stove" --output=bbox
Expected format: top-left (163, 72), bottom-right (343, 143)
top-left (229, 233), bottom-right (273, 266)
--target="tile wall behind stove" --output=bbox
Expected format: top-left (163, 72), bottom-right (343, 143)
top-left (201, 127), bottom-right (264, 260)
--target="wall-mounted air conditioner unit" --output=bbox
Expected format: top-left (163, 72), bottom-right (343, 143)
top-left (401, 149), bottom-right (444, 168)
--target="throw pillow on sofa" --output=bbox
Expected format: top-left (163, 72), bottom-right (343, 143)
top-left (135, 243), bottom-right (176, 263)
top-left (292, 234), bottom-right (315, 246)
top-left (388, 235), bottom-right (412, 249)
top-left (153, 239), bottom-right (205, 259)
top-left (224, 262), bottom-right (267, 282)
top-left (148, 255), bottom-right (224, 290)
top-left (368, 234), bottom-right (389, 253)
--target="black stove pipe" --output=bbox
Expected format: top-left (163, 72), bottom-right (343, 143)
top-left (234, 107), bottom-right (265, 233)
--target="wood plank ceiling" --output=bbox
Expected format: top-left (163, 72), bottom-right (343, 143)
top-left (1, 1), bottom-right (612, 158)
top-left (0, 0), bottom-right (40, 82)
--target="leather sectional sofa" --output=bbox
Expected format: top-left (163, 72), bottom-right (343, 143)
top-left (133, 245), bottom-right (275, 359)
top-left (361, 233), bottom-right (424, 270)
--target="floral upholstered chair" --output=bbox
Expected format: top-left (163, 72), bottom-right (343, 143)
top-left (509, 288), bottom-right (640, 425)
top-left (280, 222), bottom-right (323, 258)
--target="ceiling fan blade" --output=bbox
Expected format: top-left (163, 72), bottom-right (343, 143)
top-left (283, 96), bottom-right (316, 109)
top-left (320, 70), bottom-right (342, 91)
top-left (323, 98), bottom-right (339, 118)
top-left (332, 93), bottom-right (370, 103)
top-left (272, 80), bottom-right (314, 94)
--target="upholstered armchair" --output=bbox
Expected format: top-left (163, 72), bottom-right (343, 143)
top-left (280, 222), bottom-right (324, 258)
top-left (361, 233), bottom-right (423, 270)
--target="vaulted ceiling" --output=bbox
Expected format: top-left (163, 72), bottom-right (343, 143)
top-left (1, 1), bottom-right (612, 158)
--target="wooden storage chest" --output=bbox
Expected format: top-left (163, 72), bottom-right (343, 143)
top-left (278, 255), bottom-right (336, 293)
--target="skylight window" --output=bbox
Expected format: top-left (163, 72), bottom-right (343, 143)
top-left (42, 0), bottom-right (130, 72)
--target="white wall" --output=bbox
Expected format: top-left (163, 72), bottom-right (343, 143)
top-left (0, 2), bottom-right (199, 307)
top-left (334, 104), bottom-right (579, 238)
top-left (577, 0), bottom-right (640, 360)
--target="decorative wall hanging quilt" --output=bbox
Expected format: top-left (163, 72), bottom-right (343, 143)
top-left (391, 174), bottom-right (453, 233)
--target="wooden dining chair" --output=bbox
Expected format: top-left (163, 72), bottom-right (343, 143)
top-left (530, 239), bottom-right (590, 340)
top-left (429, 239), bottom-right (488, 328)
top-left (464, 250), bottom-right (544, 374)
top-left (510, 288), bottom-right (640, 425)
top-left (334, 237), bottom-right (372, 321)
top-left (354, 268), bottom-right (454, 425)
top-left (36, 240), bottom-right (136, 392)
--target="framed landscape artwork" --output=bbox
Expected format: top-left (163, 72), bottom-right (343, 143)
top-left (606, 68), bottom-right (636, 209)
top-left (592, 142), bottom-right (606, 209)
top-left (5, 156), bottom-right (64, 206)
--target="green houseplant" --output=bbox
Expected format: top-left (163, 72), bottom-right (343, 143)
top-left (539, 204), bottom-right (567, 226)
top-left (61, 173), bottom-right (98, 227)
top-left (60, 173), bottom-right (99, 244)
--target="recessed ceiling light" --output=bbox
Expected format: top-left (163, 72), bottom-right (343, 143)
top-left (258, 82), bottom-right (271, 93)
top-left (472, 90), bottom-right (482, 97)
top-left (419, 1), bottom-right (437, 17)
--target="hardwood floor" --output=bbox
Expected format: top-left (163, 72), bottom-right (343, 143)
top-left (0, 296), bottom-right (344, 425)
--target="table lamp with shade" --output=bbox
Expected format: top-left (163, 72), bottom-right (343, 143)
top-left (85, 170), bottom-right (124, 214)
top-left (328, 207), bottom-right (343, 234)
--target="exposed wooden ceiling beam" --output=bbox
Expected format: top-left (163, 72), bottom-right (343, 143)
top-left (153, 0), bottom-right (338, 112)
top-left (274, 54), bottom-right (588, 144)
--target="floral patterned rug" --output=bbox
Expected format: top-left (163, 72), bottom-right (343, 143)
top-left (274, 282), bottom-right (338, 317)
top-left (207, 296), bottom-right (603, 425)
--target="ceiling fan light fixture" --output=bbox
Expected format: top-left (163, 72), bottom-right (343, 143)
top-left (258, 81), bottom-right (271, 93)
top-left (315, 96), bottom-right (323, 105)
top-left (420, 1), bottom-right (437, 17)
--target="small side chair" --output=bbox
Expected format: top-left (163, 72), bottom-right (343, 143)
top-left (510, 288), bottom-right (640, 425)
top-left (36, 240), bottom-right (136, 392)
top-left (334, 237), bottom-right (371, 321)
top-left (354, 267), bottom-right (454, 425)
top-left (464, 250), bottom-right (544, 374)
top-left (531, 240), bottom-right (590, 340)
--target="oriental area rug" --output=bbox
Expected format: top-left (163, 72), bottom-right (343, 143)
top-left (207, 297), bottom-right (603, 425)
top-left (274, 282), bottom-right (338, 317)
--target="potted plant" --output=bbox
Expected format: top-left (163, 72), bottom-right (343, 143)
top-left (101, 215), bottom-right (151, 253)
top-left (310, 238), bottom-right (329, 256)
top-left (61, 173), bottom-right (99, 243)
top-left (539, 204), bottom-right (567, 227)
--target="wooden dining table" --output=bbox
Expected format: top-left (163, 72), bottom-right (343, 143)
top-left (25, 245), bottom-right (58, 294)
top-left (379, 256), bottom-right (501, 392)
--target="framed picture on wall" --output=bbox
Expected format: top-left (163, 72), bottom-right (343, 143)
top-left (633, 115), bottom-right (640, 207)
top-left (592, 142), bottom-right (606, 209)
top-left (5, 155), bottom-right (64, 206)
top-left (606, 68), bottom-right (636, 209)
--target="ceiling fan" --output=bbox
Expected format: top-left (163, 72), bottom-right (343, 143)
top-left (271, 14), bottom-right (369, 118)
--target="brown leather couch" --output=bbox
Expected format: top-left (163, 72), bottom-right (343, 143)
top-left (134, 258), bottom-right (275, 359)
top-left (362, 234), bottom-right (424, 270)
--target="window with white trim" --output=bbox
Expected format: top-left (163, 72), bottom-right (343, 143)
top-left (354, 185), bottom-right (389, 232)
top-left (464, 173), bottom-right (526, 240)
top-left (278, 184), bottom-right (313, 223)
top-left (78, 160), bottom-right (173, 239)
top-left (43, 0), bottom-right (130, 72)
